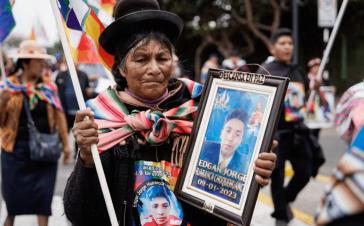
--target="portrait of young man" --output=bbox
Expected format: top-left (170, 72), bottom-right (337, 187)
top-left (187, 88), bottom-right (271, 206)
top-left (199, 108), bottom-right (250, 174)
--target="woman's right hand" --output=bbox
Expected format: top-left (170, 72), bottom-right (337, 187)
top-left (72, 109), bottom-right (99, 166)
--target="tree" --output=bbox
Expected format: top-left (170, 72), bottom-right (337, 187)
top-left (160, 0), bottom-right (287, 80)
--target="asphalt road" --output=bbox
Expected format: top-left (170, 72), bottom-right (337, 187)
top-left (259, 127), bottom-right (348, 225)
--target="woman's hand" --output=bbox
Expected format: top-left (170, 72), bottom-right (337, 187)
top-left (62, 146), bottom-right (71, 164)
top-left (254, 140), bottom-right (278, 186)
top-left (72, 109), bottom-right (99, 167)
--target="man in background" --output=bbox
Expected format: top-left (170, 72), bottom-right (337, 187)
top-left (257, 28), bottom-right (318, 226)
top-left (200, 54), bottom-right (219, 84)
top-left (222, 50), bottom-right (246, 70)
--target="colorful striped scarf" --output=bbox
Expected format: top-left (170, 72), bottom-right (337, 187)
top-left (87, 78), bottom-right (203, 153)
top-left (336, 82), bottom-right (364, 144)
top-left (316, 126), bottom-right (364, 225)
top-left (0, 79), bottom-right (63, 111)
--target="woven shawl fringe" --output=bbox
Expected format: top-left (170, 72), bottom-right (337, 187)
top-left (171, 135), bottom-right (190, 168)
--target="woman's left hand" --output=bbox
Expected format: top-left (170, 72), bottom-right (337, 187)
top-left (253, 140), bottom-right (278, 186)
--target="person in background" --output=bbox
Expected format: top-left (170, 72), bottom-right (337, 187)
top-left (335, 81), bottom-right (364, 145)
top-left (51, 53), bottom-right (67, 81)
top-left (307, 58), bottom-right (330, 87)
top-left (222, 49), bottom-right (246, 70)
top-left (257, 28), bottom-right (318, 226)
top-left (63, 0), bottom-right (277, 225)
top-left (0, 40), bottom-right (70, 226)
top-left (263, 56), bottom-right (275, 65)
top-left (171, 52), bottom-right (183, 78)
top-left (200, 54), bottom-right (219, 84)
top-left (306, 57), bottom-right (330, 139)
top-left (1, 53), bottom-right (14, 77)
top-left (55, 56), bottom-right (95, 156)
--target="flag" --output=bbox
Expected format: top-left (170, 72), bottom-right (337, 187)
top-left (64, 22), bottom-right (100, 64)
top-left (75, 33), bottom-right (100, 64)
top-left (30, 18), bottom-right (50, 42)
top-left (57, 0), bottom-right (114, 70)
top-left (100, 0), bottom-right (116, 15)
top-left (29, 27), bottom-right (36, 40)
top-left (0, 0), bottom-right (16, 43)
top-left (84, 0), bottom-right (114, 25)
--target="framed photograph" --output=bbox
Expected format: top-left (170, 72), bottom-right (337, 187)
top-left (175, 68), bottom-right (288, 225)
top-left (305, 86), bottom-right (336, 129)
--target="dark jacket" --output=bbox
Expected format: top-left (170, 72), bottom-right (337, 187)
top-left (63, 79), bottom-right (229, 226)
top-left (258, 61), bottom-right (324, 177)
top-left (257, 60), bottom-right (308, 130)
top-left (55, 69), bottom-right (91, 114)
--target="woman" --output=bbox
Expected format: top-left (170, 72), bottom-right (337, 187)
top-left (0, 40), bottom-right (71, 226)
top-left (64, 0), bottom-right (276, 225)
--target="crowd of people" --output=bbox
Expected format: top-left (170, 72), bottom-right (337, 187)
top-left (0, 0), bottom-right (363, 226)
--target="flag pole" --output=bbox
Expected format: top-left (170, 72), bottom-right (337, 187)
top-left (0, 44), bottom-right (8, 86)
top-left (49, 1), bottom-right (119, 225)
top-left (317, 0), bottom-right (349, 80)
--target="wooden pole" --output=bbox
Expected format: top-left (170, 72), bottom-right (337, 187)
top-left (49, 1), bottom-right (118, 225)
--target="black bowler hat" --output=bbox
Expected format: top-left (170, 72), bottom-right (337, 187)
top-left (99, 0), bottom-right (183, 55)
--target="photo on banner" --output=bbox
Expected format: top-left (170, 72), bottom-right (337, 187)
top-left (175, 68), bottom-right (288, 226)
top-left (284, 82), bottom-right (306, 122)
top-left (134, 161), bottom-right (183, 226)
top-left (305, 86), bottom-right (336, 129)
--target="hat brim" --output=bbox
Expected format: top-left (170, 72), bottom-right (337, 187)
top-left (99, 10), bottom-right (183, 55)
top-left (9, 53), bottom-right (55, 61)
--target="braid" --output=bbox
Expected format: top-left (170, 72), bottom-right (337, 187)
top-left (111, 55), bottom-right (127, 91)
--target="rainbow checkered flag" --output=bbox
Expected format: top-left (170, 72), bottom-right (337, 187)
top-left (0, 0), bottom-right (15, 43)
top-left (84, 0), bottom-right (115, 26)
top-left (57, 0), bottom-right (114, 70)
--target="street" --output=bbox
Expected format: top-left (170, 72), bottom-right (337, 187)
top-left (253, 127), bottom-right (347, 225)
top-left (0, 128), bottom-right (347, 225)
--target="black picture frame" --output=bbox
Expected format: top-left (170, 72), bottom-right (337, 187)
top-left (175, 68), bottom-right (288, 226)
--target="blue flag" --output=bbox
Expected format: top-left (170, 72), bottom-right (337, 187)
top-left (0, 0), bottom-right (16, 43)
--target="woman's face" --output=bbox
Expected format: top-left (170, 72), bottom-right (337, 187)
top-left (121, 39), bottom-right (173, 100)
top-left (149, 197), bottom-right (171, 225)
top-left (23, 59), bottom-right (45, 79)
